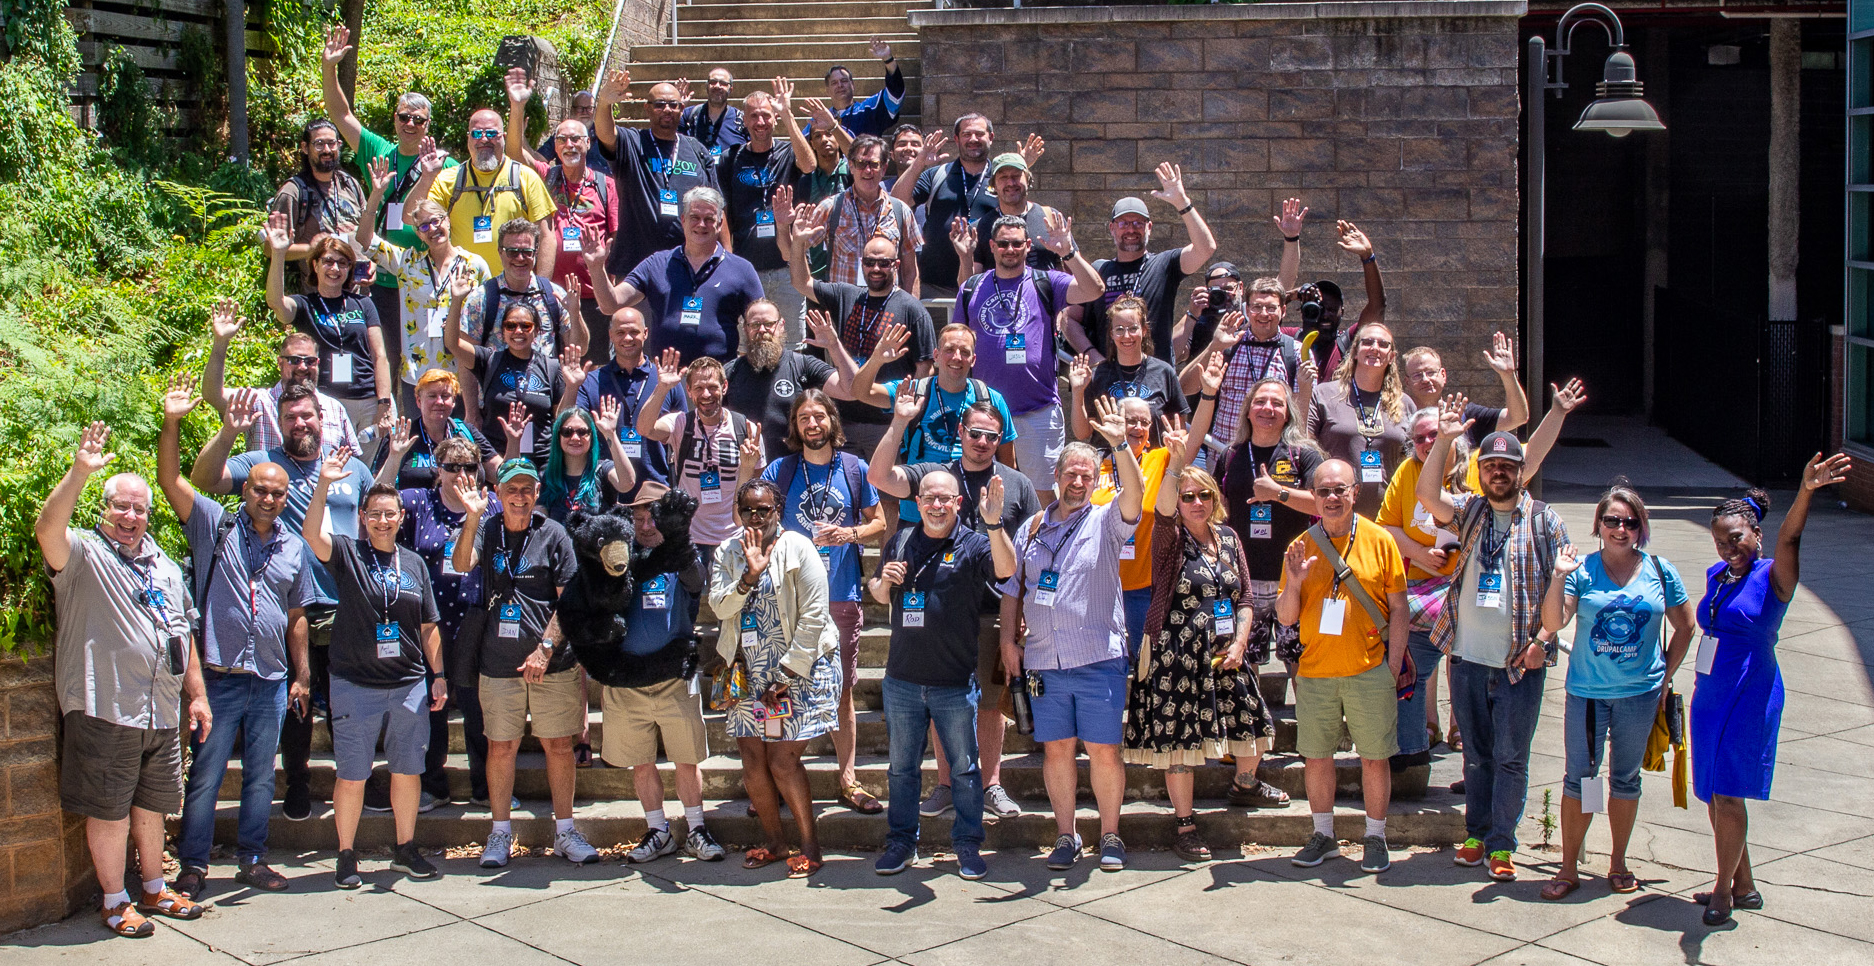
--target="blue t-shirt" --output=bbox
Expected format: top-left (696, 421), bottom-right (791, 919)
top-left (1564, 552), bottom-right (1688, 699)
top-left (622, 570), bottom-right (695, 656)
top-left (879, 377), bottom-right (1017, 523)
top-left (762, 453), bottom-right (879, 602)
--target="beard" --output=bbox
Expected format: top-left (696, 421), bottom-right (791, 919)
top-left (745, 336), bottom-right (784, 371)
top-left (802, 434), bottom-right (830, 451)
top-left (283, 429), bottom-right (320, 461)
top-left (312, 154), bottom-right (339, 174)
top-left (473, 150), bottom-right (502, 173)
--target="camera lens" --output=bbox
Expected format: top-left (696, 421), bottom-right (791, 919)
top-left (1301, 300), bottom-right (1322, 323)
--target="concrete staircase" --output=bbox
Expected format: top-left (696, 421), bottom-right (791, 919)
top-left (615, 0), bottom-right (934, 128)
top-left (194, 537), bottom-right (1465, 857)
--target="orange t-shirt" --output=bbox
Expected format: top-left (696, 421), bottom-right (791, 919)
top-left (1092, 445), bottom-right (1169, 591)
top-left (1278, 516), bottom-right (1406, 678)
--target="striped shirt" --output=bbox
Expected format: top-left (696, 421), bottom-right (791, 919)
top-left (999, 500), bottom-right (1138, 670)
top-left (1431, 491), bottom-right (1568, 684)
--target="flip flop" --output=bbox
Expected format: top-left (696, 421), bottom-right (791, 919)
top-left (786, 854), bottom-right (823, 879)
top-left (1540, 877), bottom-right (1581, 901)
top-left (742, 847), bottom-right (785, 870)
top-left (1608, 871), bottom-right (1639, 894)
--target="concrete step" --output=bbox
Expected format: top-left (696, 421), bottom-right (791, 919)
top-left (633, 40), bottom-right (920, 66)
top-left (624, 58), bottom-right (919, 87)
top-left (192, 793), bottom-right (1462, 852)
top-left (676, 0), bottom-right (928, 22)
top-left (676, 18), bottom-right (922, 39)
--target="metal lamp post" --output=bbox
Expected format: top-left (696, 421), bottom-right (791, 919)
top-left (1524, 3), bottom-right (1667, 461)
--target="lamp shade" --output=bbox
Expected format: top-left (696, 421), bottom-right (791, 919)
top-left (1574, 49), bottom-right (1666, 137)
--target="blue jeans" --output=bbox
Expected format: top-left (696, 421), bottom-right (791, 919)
top-left (883, 675), bottom-right (984, 849)
top-left (1122, 587), bottom-right (1153, 664)
top-left (1449, 658), bottom-right (1546, 855)
top-left (1393, 630), bottom-right (1447, 755)
top-left (1563, 688), bottom-right (1660, 800)
top-left (178, 672), bottom-right (289, 869)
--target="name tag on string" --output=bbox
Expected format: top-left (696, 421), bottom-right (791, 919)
top-left (754, 209), bottom-right (776, 238)
top-left (1476, 571), bottom-right (1504, 610)
top-left (659, 189), bottom-right (680, 218)
top-left (1581, 774), bottom-right (1607, 814)
top-left (621, 427), bottom-right (644, 459)
top-left (386, 202), bottom-right (404, 229)
top-left (427, 305), bottom-right (448, 340)
top-left (1695, 633), bottom-right (1719, 675)
top-left (498, 603), bottom-right (523, 639)
top-left (1035, 569), bottom-right (1060, 606)
top-left (330, 353), bottom-right (354, 385)
top-left (376, 621), bottom-right (401, 659)
top-left (680, 296), bottom-right (703, 327)
top-left (1120, 536), bottom-right (1136, 560)
top-left (642, 576), bottom-right (668, 610)
top-left (902, 591), bottom-right (926, 627)
top-left (1359, 449), bottom-right (1384, 484)
top-left (1249, 502), bottom-right (1273, 540)
top-left (1318, 598), bottom-right (1347, 636)
top-left (473, 215), bottom-right (494, 244)
top-left (561, 225), bottom-right (583, 253)
top-left (442, 538), bottom-right (461, 576)
top-left (698, 469), bottom-right (723, 504)
top-left (1212, 599), bottom-right (1236, 639)
top-left (740, 612), bottom-right (758, 647)
top-left (1004, 333), bottom-right (1026, 366)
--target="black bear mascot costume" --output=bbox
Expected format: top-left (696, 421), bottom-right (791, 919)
top-left (562, 486), bottom-right (701, 688)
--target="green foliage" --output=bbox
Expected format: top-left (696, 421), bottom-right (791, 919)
top-left (97, 45), bottom-right (173, 169)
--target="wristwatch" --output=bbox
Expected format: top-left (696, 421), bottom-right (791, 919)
top-left (1277, 488), bottom-right (1290, 503)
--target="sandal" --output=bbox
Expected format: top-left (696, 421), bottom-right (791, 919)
top-left (1608, 871), bottom-right (1639, 894)
top-left (742, 846), bottom-right (787, 870)
top-left (101, 901), bottom-right (154, 938)
top-left (839, 783), bottom-right (884, 814)
top-left (1540, 877), bottom-right (1580, 901)
top-left (786, 854), bottom-right (823, 878)
top-left (138, 887), bottom-right (205, 920)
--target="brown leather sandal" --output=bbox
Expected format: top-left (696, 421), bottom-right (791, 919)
top-left (742, 846), bottom-right (786, 869)
top-left (839, 783), bottom-right (884, 814)
top-left (102, 901), bottom-right (155, 938)
top-left (139, 887), bottom-right (205, 920)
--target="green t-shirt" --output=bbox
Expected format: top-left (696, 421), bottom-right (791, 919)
top-left (354, 128), bottom-right (458, 286)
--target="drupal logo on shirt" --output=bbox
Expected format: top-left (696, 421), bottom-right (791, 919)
top-left (978, 286), bottom-right (1025, 340)
top-left (1589, 594), bottom-right (1650, 663)
top-left (498, 370), bottom-right (550, 393)
top-left (493, 550), bottom-right (533, 577)
top-left (735, 166), bottom-right (773, 188)
top-left (774, 379), bottom-right (797, 399)
top-left (792, 480), bottom-right (849, 532)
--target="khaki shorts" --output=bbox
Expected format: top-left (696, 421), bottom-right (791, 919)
top-left (600, 678), bottom-right (709, 767)
top-left (1294, 664), bottom-right (1399, 761)
top-left (480, 669), bottom-right (587, 742)
top-left (59, 711), bottom-right (182, 821)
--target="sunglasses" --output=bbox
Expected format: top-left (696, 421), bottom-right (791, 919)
top-left (849, 159), bottom-right (883, 170)
top-left (438, 462), bottom-right (478, 474)
top-left (560, 427), bottom-right (591, 439)
top-left (739, 503), bottom-right (777, 517)
top-left (469, 130), bottom-right (501, 140)
top-left (1600, 515), bottom-right (1643, 532)
top-left (1358, 337), bottom-right (1393, 350)
top-left (963, 427), bottom-right (1001, 442)
top-left (396, 112), bottom-right (431, 126)
top-left (1313, 485), bottom-right (1354, 499)
top-left (1179, 491), bottom-right (1214, 504)
top-left (861, 257), bottom-right (897, 268)
top-left (992, 239), bottom-right (1028, 249)
top-left (502, 321), bottom-right (537, 332)
top-left (280, 354), bottom-right (320, 366)
top-left (648, 99), bottom-right (684, 110)
top-left (501, 247), bottom-right (537, 257)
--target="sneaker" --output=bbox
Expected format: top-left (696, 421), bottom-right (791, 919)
top-left (983, 784), bottom-right (1020, 821)
top-left (1291, 831), bottom-right (1341, 867)
top-left (1045, 833), bottom-right (1082, 871)
top-left (626, 827), bottom-right (678, 864)
top-left (1098, 832), bottom-right (1126, 872)
top-left (469, 794), bottom-right (521, 811)
top-left (282, 783), bottom-right (312, 822)
top-left (685, 825), bottom-right (726, 861)
top-left (363, 775), bottom-right (392, 812)
top-left (555, 827), bottom-right (600, 865)
top-left (234, 860), bottom-right (289, 892)
top-left (918, 784), bottom-right (954, 817)
top-left (417, 791), bottom-right (440, 814)
top-left (1227, 779), bottom-right (1291, 809)
top-left (955, 844), bottom-right (988, 880)
top-left (875, 841), bottom-right (917, 875)
top-left (1449, 779), bottom-right (1466, 795)
top-left (1487, 851), bottom-right (1517, 881)
top-left (1453, 837), bottom-right (1486, 867)
top-left (391, 842), bottom-right (441, 880)
top-left (479, 829), bottom-right (514, 869)
top-left (1360, 835), bottom-right (1391, 873)
top-left (334, 849), bottom-right (362, 889)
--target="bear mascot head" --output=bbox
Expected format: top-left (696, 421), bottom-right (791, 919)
top-left (562, 485), bottom-right (698, 689)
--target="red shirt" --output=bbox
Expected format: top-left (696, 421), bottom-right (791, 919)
top-left (531, 159), bottom-right (618, 300)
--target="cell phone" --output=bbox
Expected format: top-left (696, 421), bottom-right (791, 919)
top-left (166, 636), bottom-right (187, 676)
top-left (351, 260), bottom-right (373, 285)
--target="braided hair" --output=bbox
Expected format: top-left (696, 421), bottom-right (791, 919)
top-left (1712, 487), bottom-right (1772, 528)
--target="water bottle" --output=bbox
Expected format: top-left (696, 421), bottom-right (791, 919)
top-left (1009, 669), bottom-right (1035, 736)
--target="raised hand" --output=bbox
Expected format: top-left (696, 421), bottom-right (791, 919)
top-left (802, 308), bottom-right (839, 352)
top-left (891, 376), bottom-right (924, 425)
top-left (740, 524), bottom-right (771, 579)
top-left (560, 346), bottom-right (593, 395)
top-left (1437, 393), bottom-right (1474, 440)
top-left (72, 421), bottom-right (115, 477)
top-left (770, 75), bottom-right (795, 114)
top-left (581, 225), bottom-right (609, 274)
top-left (948, 215), bottom-right (976, 259)
top-left (1160, 414), bottom-right (1189, 455)
top-left (1275, 197), bottom-right (1307, 238)
top-left (977, 471), bottom-right (1007, 524)
top-left (594, 395), bottom-right (622, 439)
top-left (770, 185), bottom-right (795, 228)
top-left (322, 25), bottom-right (352, 68)
top-left (210, 296), bottom-right (244, 340)
top-left (803, 97), bottom-right (839, 132)
top-left (499, 401), bottom-right (531, 448)
top-left (161, 371), bottom-right (200, 422)
top-left (1553, 542), bottom-right (1582, 578)
top-left (318, 446), bottom-right (356, 486)
top-left (1150, 161), bottom-right (1190, 208)
top-left (918, 131), bottom-right (952, 167)
top-left (1068, 353), bottom-right (1093, 393)
top-left (789, 202), bottom-right (827, 247)
top-left (1199, 350), bottom-right (1226, 397)
top-left (224, 387), bottom-right (260, 434)
top-left (448, 265), bottom-right (477, 303)
top-left (1283, 540), bottom-right (1317, 583)
top-left (869, 36), bottom-right (893, 61)
top-left (1212, 310), bottom-right (1246, 352)
top-left (416, 139), bottom-right (446, 176)
top-left (263, 208), bottom-right (293, 253)
top-left (655, 347), bottom-right (685, 389)
top-left (1483, 331), bottom-right (1517, 374)
top-left (1336, 220), bottom-right (1373, 260)
top-left (870, 322), bottom-right (909, 366)
top-left (1040, 208), bottom-right (1076, 256)
top-left (1187, 287), bottom-right (1210, 318)
top-left (367, 155), bottom-right (393, 195)
top-left (1018, 133), bottom-right (1046, 169)
top-left (738, 422), bottom-right (763, 467)
top-left (386, 417), bottom-right (416, 459)
top-left (1089, 394), bottom-right (1127, 447)
top-left (505, 66), bottom-right (534, 104)
top-left (671, 76), bottom-right (693, 105)
top-left (596, 68), bottom-right (632, 107)
top-left (1551, 378), bottom-right (1588, 413)
top-left (1802, 452), bottom-right (1853, 491)
top-left (453, 472), bottom-right (490, 518)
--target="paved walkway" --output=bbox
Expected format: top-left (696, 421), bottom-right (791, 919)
top-left (9, 422), bottom-right (1874, 965)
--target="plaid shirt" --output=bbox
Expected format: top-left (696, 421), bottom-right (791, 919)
top-left (826, 190), bottom-right (906, 287)
top-left (1431, 491), bottom-right (1568, 684)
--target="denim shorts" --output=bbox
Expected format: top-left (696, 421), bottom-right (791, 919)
top-left (1031, 657), bottom-right (1128, 745)
top-left (1563, 688), bottom-right (1660, 801)
top-left (330, 677), bottom-right (430, 781)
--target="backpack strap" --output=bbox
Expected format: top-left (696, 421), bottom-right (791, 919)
top-left (478, 279), bottom-right (503, 346)
top-left (900, 375), bottom-right (939, 462)
top-left (1306, 522), bottom-right (1386, 633)
top-left (192, 513), bottom-right (245, 634)
top-left (773, 454), bottom-right (800, 503)
top-left (536, 277), bottom-right (564, 351)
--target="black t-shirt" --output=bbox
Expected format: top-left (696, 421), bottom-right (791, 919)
top-left (1080, 250), bottom-right (1188, 364)
top-left (903, 459), bottom-right (1036, 611)
top-left (911, 162), bottom-right (997, 290)
top-left (806, 281), bottom-right (935, 426)
top-left (1218, 442), bottom-right (1324, 581)
top-left (721, 141), bottom-right (797, 272)
top-left (1461, 402), bottom-right (1502, 448)
top-left (543, 459), bottom-right (623, 525)
top-left (878, 526), bottom-right (1000, 687)
top-left (374, 418), bottom-right (498, 490)
top-left (1083, 356), bottom-right (1189, 429)
top-left (291, 293), bottom-right (380, 400)
top-left (327, 536), bottom-right (440, 689)
top-left (723, 349), bottom-right (836, 461)
top-left (474, 513), bottom-right (577, 678)
top-left (607, 128), bottom-right (719, 277)
top-left (471, 346), bottom-right (564, 466)
top-left (972, 205), bottom-right (1062, 275)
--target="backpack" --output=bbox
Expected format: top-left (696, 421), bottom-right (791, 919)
top-left (769, 453), bottom-right (867, 523)
top-left (446, 160), bottom-right (522, 216)
top-left (478, 277), bottom-right (566, 351)
top-left (897, 375), bottom-right (992, 463)
top-left (190, 512), bottom-right (243, 638)
top-left (672, 410), bottom-right (751, 483)
top-left (543, 165), bottom-right (613, 228)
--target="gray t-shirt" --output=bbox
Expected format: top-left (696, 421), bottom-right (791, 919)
top-left (51, 529), bottom-right (195, 729)
top-left (1452, 508), bottom-right (1516, 668)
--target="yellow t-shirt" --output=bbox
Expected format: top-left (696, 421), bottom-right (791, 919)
top-left (1376, 456), bottom-right (1461, 581)
top-left (429, 160), bottom-right (557, 277)
top-left (1279, 516), bottom-right (1406, 678)
top-left (1091, 446), bottom-right (1169, 591)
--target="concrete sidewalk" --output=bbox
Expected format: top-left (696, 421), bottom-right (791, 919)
top-left (8, 479), bottom-right (1874, 966)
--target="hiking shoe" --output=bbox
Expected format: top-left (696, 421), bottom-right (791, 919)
top-left (334, 849), bottom-right (362, 889)
top-left (919, 784), bottom-right (954, 817)
top-left (391, 842), bottom-right (440, 880)
top-left (984, 783), bottom-right (1020, 820)
top-left (555, 828), bottom-right (600, 865)
top-left (686, 825), bottom-right (726, 861)
top-left (1291, 832), bottom-right (1341, 867)
top-left (1227, 778), bottom-right (1290, 809)
top-left (417, 791), bottom-right (440, 813)
top-left (480, 829), bottom-right (514, 868)
top-left (1487, 851), bottom-right (1516, 881)
top-left (956, 845), bottom-right (988, 880)
top-left (1045, 833), bottom-right (1082, 871)
top-left (1453, 837), bottom-right (1486, 867)
top-left (1360, 835), bottom-right (1391, 873)
top-left (282, 783), bottom-right (313, 822)
top-left (234, 860), bottom-right (289, 892)
top-left (137, 887), bottom-right (204, 920)
top-left (1098, 833), bottom-right (1126, 871)
top-left (626, 827), bottom-right (678, 864)
top-left (875, 841), bottom-right (917, 875)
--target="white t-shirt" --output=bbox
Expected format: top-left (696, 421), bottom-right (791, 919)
top-left (664, 411), bottom-right (743, 545)
top-left (1452, 508), bottom-right (1516, 668)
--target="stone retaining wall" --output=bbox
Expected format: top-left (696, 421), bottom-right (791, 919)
top-left (0, 654), bottom-right (91, 936)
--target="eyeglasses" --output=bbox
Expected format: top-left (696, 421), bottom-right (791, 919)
top-left (860, 257), bottom-right (897, 268)
top-left (1179, 491), bottom-right (1214, 505)
top-left (469, 130), bottom-right (501, 140)
top-left (414, 218), bottom-right (446, 233)
top-left (1358, 337), bottom-right (1394, 350)
top-left (963, 427), bottom-right (1001, 442)
top-left (309, 139), bottom-right (342, 150)
top-left (105, 499), bottom-right (150, 516)
top-left (1600, 515), bottom-right (1643, 532)
top-left (396, 112), bottom-right (431, 126)
top-left (560, 427), bottom-right (591, 439)
top-left (280, 354), bottom-right (320, 366)
top-left (992, 239), bottom-right (1028, 249)
top-left (363, 510), bottom-right (400, 521)
top-left (316, 256), bottom-right (352, 269)
top-left (648, 99), bottom-right (684, 110)
top-left (920, 493), bottom-right (960, 505)
top-left (739, 503), bottom-right (777, 517)
top-left (554, 133), bottom-right (589, 143)
top-left (438, 462), bottom-right (477, 474)
top-left (1312, 485), bottom-right (1354, 499)
top-left (501, 247), bottom-right (537, 257)
top-left (1111, 325), bottom-right (1144, 336)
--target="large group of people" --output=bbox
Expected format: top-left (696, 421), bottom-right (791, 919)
top-left (42, 31), bottom-right (1850, 939)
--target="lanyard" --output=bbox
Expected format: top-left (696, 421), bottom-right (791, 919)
top-left (905, 533), bottom-right (955, 591)
top-left (1026, 503), bottom-right (1094, 573)
top-left (648, 134), bottom-right (679, 191)
top-left (421, 251), bottom-right (462, 299)
top-left (1350, 385), bottom-right (1384, 440)
top-left (364, 544), bottom-right (402, 619)
top-left (1243, 339), bottom-right (1285, 383)
top-left (799, 453), bottom-right (846, 524)
top-left (494, 521), bottom-right (534, 600)
top-left (465, 166), bottom-right (505, 218)
top-left (98, 529), bottom-right (171, 643)
top-left (1479, 511), bottom-right (1512, 572)
top-left (1704, 567), bottom-right (1749, 630)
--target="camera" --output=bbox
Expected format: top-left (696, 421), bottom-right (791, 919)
top-left (1300, 300), bottom-right (1322, 326)
top-left (1201, 286), bottom-right (1233, 319)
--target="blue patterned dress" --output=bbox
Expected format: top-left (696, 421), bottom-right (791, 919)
top-left (725, 570), bottom-right (842, 742)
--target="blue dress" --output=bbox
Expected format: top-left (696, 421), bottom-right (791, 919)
top-left (1691, 558), bottom-right (1788, 801)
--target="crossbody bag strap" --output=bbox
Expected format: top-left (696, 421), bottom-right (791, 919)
top-left (1306, 523), bottom-right (1385, 632)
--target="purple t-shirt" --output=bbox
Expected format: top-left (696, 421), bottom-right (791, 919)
top-left (953, 269), bottom-right (1071, 415)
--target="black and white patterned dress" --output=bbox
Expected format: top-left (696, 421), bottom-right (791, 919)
top-left (1122, 512), bottom-right (1275, 767)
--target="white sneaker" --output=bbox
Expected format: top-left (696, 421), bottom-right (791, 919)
top-left (555, 827), bottom-right (601, 865)
top-left (685, 825), bottom-right (726, 861)
top-left (480, 828), bottom-right (514, 869)
top-left (626, 827), bottom-right (678, 864)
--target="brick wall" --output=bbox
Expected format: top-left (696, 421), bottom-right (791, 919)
top-left (911, 1), bottom-right (1525, 405)
top-left (0, 655), bottom-right (92, 936)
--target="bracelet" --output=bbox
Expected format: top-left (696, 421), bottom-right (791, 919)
top-left (883, 57), bottom-right (896, 64)
top-left (1199, 392), bottom-right (1218, 402)
top-left (985, 522), bottom-right (1004, 531)
top-left (1284, 234), bottom-right (1300, 243)
top-left (1176, 201), bottom-right (1195, 215)
top-left (1362, 253), bottom-right (1377, 264)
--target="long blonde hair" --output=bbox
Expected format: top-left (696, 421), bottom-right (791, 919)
top-left (1332, 321), bottom-right (1406, 423)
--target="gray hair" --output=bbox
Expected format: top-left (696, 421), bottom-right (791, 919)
top-left (396, 91), bottom-right (432, 114)
top-left (991, 214), bottom-right (1028, 239)
top-left (101, 473), bottom-right (150, 507)
top-left (1057, 442), bottom-right (1100, 479)
top-left (681, 186), bottom-right (726, 218)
